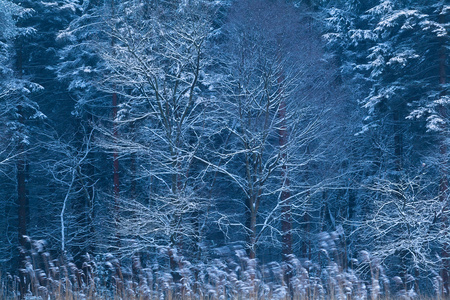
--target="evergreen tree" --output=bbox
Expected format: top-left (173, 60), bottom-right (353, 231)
top-left (324, 0), bottom-right (450, 281)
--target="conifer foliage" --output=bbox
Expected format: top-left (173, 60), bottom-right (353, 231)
top-left (0, 0), bottom-right (449, 298)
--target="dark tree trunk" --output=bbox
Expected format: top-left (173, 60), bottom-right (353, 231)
top-left (245, 194), bottom-right (257, 260)
top-left (393, 110), bottom-right (403, 173)
top-left (16, 149), bottom-right (28, 300)
top-left (15, 36), bottom-right (28, 299)
top-left (279, 100), bottom-right (292, 260)
top-left (439, 7), bottom-right (449, 293)
top-left (110, 0), bottom-right (120, 249)
top-left (301, 145), bottom-right (312, 260)
top-left (113, 93), bottom-right (120, 199)
top-left (112, 92), bottom-right (120, 246)
top-left (73, 121), bottom-right (96, 265)
top-left (275, 56), bottom-right (292, 261)
top-left (17, 118), bottom-right (28, 249)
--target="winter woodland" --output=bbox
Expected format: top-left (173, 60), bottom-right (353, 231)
top-left (0, 0), bottom-right (449, 299)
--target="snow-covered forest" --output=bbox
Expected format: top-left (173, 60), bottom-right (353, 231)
top-left (0, 0), bottom-right (449, 299)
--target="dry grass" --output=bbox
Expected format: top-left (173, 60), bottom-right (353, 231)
top-left (0, 239), bottom-right (445, 299)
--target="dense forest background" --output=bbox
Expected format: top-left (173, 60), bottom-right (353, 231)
top-left (0, 0), bottom-right (449, 298)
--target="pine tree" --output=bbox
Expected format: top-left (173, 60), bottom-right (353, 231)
top-left (324, 0), bottom-right (450, 280)
top-left (0, 0), bottom-right (33, 270)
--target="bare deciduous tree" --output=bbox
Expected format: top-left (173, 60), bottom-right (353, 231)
top-left (94, 0), bottom-right (224, 261)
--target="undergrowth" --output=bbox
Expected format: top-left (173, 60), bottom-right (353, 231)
top-left (0, 237), bottom-right (445, 299)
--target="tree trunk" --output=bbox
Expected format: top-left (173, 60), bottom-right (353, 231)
top-left (275, 49), bottom-right (292, 261)
top-left (439, 7), bottom-right (449, 293)
top-left (17, 116), bottom-right (27, 249)
top-left (300, 143), bottom-right (311, 260)
top-left (246, 195), bottom-right (257, 260)
top-left (110, 0), bottom-right (120, 248)
top-left (15, 36), bottom-right (28, 298)
top-left (393, 110), bottom-right (403, 173)
top-left (73, 121), bottom-right (96, 265)
top-left (112, 92), bottom-right (120, 245)
top-left (277, 51), bottom-right (293, 294)
top-left (279, 99), bottom-right (292, 260)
